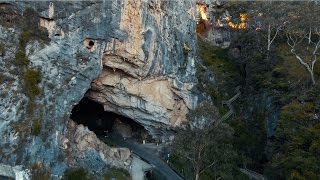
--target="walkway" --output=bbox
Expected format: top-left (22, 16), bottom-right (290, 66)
top-left (240, 168), bottom-right (267, 180)
top-left (99, 134), bottom-right (184, 180)
top-left (130, 154), bottom-right (152, 180)
top-left (219, 86), bottom-right (241, 122)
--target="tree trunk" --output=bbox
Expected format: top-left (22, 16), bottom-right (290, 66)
top-left (196, 173), bottom-right (199, 180)
top-left (267, 24), bottom-right (271, 51)
top-left (309, 69), bottom-right (316, 85)
top-left (292, 51), bottom-right (316, 85)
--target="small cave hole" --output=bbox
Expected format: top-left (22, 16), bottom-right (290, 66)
top-left (88, 41), bottom-right (94, 47)
top-left (70, 97), bottom-right (150, 141)
top-left (54, 33), bottom-right (60, 36)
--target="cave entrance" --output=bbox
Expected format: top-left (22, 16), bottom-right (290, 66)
top-left (70, 97), bottom-right (148, 139)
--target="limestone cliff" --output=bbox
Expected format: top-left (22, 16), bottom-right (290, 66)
top-left (88, 0), bottom-right (198, 136)
top-left (0, 0), bottom-right (199, 177)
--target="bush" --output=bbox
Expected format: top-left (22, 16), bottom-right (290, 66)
top-left (19, 31), bottom-right (32, 49)
top-left (62, 168), bottom-right (91, 180)
top-left (31, 162), bottom-right (50, 180)
top-left (23, 68), bottom-right (41, 98)
top-left (14, 50), bottom-right (29, 67)
top-left (31, 118), bottom-right (42, 136)
top-left (104, 167), bottom-right (131, 180)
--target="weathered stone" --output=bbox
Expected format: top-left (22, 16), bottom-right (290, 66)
top-left (64, 120), bottom-right (132, 168)
top-left (0, 0), bottom-right (199, 176)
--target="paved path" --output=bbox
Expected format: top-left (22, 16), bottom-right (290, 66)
top-left (130, 155), bottom-right (152, 180)
top-left (99, 134), bottom-right (184, 180)
top-left (240, 168), bottom-right (266, 180)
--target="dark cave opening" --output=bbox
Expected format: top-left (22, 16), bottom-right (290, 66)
top-left (70, 97), bottom-right (148, 139)
top-left (88, 40), bottom-right (94, 47)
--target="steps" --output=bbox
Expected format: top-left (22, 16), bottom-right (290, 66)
top-left (219, 86), bottom-right (241, 122)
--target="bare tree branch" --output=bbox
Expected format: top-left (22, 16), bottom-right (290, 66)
top-left (199, 160), bottom-right (216, 175)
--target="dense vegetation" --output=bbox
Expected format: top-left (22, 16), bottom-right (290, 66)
top-left (61, 167), bottom-right (131, 180)
top-left (171, 103), bottom-right (240, 180)
top-left (173, 1), bottom-right (320, 179)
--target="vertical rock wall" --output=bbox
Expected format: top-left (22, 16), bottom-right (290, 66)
top-left (87, 0), bottom-right (199, 136)
top-left (0, 0), bottom-right (199, 176)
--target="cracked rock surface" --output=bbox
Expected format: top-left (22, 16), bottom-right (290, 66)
top-left (0, 0), bottom-right (199, 176)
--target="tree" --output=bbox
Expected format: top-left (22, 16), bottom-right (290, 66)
top-left (227, 1), bottom-right (287, 51)
top-left (266, 98), bottom-right (320, 179)
top-left (250, 1), bottom-right (287, 51)
top-left (286, 28), bottom-right (320, 85)
top-left (283, 1), bottom-right (320, 85)
top-left (172, 102), bottom-right (237, 180)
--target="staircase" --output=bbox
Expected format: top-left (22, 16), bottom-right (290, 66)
top-left (240, 168), bottom-right (267, 180)
top-left (219, 86), bottom-right (241, 122)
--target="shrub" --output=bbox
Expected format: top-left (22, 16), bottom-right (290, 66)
top-left (19, 31), bottom-right (32, 49)
top-left (31, 162), bottom-right (50, 180)
top-left (23, 68), bottom-right (41, 98)
top-left (62, 168), bottom-right (91, 180)
top-left (104, 167), bottom-right (131, 180)
top-left (14, 50), bottom-right (29, 67)
top-left (31, 118), bottom-right (42, 136)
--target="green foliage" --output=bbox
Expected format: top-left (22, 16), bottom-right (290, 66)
top-left (19, 31), bottom-right (31, 49)
top-left (31, 118), bottom-right (42, 136)
top-left (228, 116), bottom-right (268, 171)
top-left (266, 96), bottom-right (320, 179)
top-left (23, 68), bottom-right (41, 98)
top-left (104, 167), bottom-right (131, 180)
top-left (197, 38), bottom-right (240, 108)
top-left (31, 162), bottom-right (51, 180)
top-left (14, 50), bottom-right (30, 67)
top-left (198, 37), bottom-right (238, 80)
top-left (62, 168), bottom-right (91, 180)
top-left (172, 103), bottom-right (238, 179)
top-left (196, 2), bottom-right (320, 179)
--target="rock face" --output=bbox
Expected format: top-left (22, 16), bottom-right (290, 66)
top-left (63, 120), bottom-right (131, 169)
top-left (87, 0), bottom-right (199, 136)
top-left (0, 0), bottom-right (199, 177)
top-left (196, 0), bottom-right (231, 48)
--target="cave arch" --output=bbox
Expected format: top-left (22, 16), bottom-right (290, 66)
top-left (70, 97), bottom-right (148, 138)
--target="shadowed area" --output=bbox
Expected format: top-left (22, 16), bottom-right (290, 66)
top-left (70, 97), bottom-right (147, 138)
